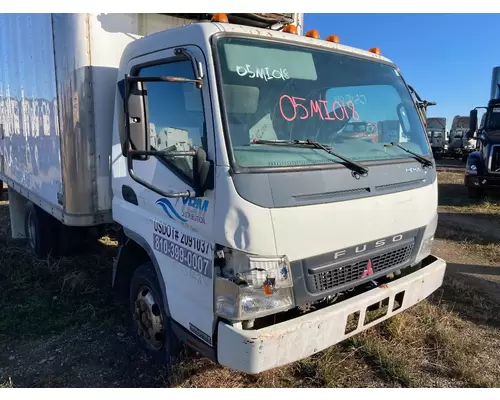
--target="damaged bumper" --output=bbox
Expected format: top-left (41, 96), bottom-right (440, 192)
top-left (217, 255), bottom-right (446, 374)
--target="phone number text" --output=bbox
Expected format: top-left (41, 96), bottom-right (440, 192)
top-left (153, 234), bottom-right (212, 279)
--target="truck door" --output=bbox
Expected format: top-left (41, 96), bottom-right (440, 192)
top-left (124, 45), bottom-right (216, 346)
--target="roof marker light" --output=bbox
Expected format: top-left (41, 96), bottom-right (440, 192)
top-left (282, 24), bottom-right (298, 34)
top-left (211, 13), bottom-right (229, 23)
top-left (305, 29), bottom-right (320, 39)
top-left (325, 35), bottom-right (340, 43)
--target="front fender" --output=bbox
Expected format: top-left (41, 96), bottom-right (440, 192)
top-left (465, 151), bottom-right (485, 175)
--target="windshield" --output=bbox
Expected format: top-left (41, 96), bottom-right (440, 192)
top-left (215, 37), bottom-right (430, 168)
top-left (486, 106), bottom-right (500, 130)
top-left (428, 130), bottom-right (444, 138)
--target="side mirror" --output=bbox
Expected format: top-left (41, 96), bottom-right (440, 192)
top-left (193, 147), bottom-right (214, 197)
top-left (468, 109), bottom-right (478, 139)
top-left (123, 76), bottom-right (150, 161)
top-left (121, 72), bottom-right (203, 161)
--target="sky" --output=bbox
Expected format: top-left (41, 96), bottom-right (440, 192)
top-left (304, 13), bottom-right (498, 130)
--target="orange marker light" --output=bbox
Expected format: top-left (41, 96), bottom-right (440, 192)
top-left (282, 24), bottom-right (298, 34)
top-left (325, 34), bottom-right (340, 43)
top-left (369, 47), bottom-right (381, 55)
top-left (211, 13), bottom-right (229, 23)
top-left (305, 29), bottom-right (320, 39)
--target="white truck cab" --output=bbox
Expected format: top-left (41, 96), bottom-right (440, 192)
top-left (0, 13), bottom-right (446, 374)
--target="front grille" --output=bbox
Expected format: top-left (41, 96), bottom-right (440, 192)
top-left (490, 146), bottom-right (500, 173)
top-left (312, 243), bottom-right (414, 293)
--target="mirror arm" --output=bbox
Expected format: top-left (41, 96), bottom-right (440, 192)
top-left (126, 144), bottom-right (196, 199)
top-left (174, 47), bottom-right (204, 88)
top-left (129, 149), bottom-right (196, 158)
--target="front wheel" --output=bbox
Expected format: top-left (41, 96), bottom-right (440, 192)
top-left (129, 262), bottom-right (182, 367)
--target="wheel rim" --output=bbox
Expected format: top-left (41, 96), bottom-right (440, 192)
top-left (134, 285), bottom-right (165, 350)
top-left (27, 212), bottom-right (36, 250)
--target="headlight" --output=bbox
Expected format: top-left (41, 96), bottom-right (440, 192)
top-left (215, 252), bottom-right (294, 321)
top-left (415, 213), bottom-right (437, 264)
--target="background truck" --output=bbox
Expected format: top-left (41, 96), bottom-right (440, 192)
top-left (426, 117), bottom-right (447, 158)
top-left (448, 115), bottom-right (474, 160)
top-left (0, 13), bottom-right (446, 374)
top-left (465, 66), bottom-right (500, 198)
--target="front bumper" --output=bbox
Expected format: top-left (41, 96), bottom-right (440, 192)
top-left (217, 255), bottom-right (446, 374)
top-left (465, 173), bottom-right (500, 189)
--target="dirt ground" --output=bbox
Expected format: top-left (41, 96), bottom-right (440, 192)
top-left (1, 171), bottom-right (500, 388)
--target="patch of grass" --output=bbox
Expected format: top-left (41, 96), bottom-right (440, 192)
top-left (425, 313), bottom-right (497, 387)
top-left (437, 275), bottom-right (500, 329)
top-left (437, 171), bottom-right (500, 214)
top-left (436, 225), bottom-right (500, 263)
top-left (348, 335), bottom-right (412, 387)
top-left (167, 344), bottom-right (388, 388)
top-left (345, 295), bottom-right (500, 388)
top-left (0, 205), bottom-right (123, 339)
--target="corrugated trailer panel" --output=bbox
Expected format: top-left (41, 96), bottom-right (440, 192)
top-left (0, 14), bottom-right (63, 209)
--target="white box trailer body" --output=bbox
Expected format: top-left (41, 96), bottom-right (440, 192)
top-left (0, 13), bottom-right (446, 374)
top-left (0, 13), bottom-right (303, 227)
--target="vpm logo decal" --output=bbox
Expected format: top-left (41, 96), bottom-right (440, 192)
top-left (156, 197), bottom-right (210, 224)
top-left (182, 197), bottom-right (209, 212)
top-left (155, 198), bottom-right (188, 223)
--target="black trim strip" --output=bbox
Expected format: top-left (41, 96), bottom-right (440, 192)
top-left (171, 320), bottom-right (217, 363)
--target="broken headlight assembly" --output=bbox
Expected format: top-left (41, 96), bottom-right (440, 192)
top-left (415, 212), bottom-right (438, 264)
top-left (215, 249), bottom-right (294, 321)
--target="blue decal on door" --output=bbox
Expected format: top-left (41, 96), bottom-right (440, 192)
top-left (155, 198), bottom-right (188, 222)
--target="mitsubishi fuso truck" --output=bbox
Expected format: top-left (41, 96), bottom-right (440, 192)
top-left (0, 13), bottom-right (446, 374)
top-left (465, 66), bottom-right (500, 199)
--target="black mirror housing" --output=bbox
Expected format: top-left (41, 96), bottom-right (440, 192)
top-left (123, 76), bottom-right (150, 161)
top-left (193, 147), bottom-right (214, 197)
top-left (468, 109), bottom-right (478, 139)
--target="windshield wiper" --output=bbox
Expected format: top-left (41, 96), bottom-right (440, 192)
top-left (252, 139), bottom-right (369, 175)
top-left (383, 142), bottom-right (433, 167)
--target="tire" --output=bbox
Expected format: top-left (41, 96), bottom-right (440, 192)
top-left (25, 202), bottom-right (59, 258)
top-left (129, 262), bottom-right (182, 367)
top-left (467, 185), bottom-right (484, 200)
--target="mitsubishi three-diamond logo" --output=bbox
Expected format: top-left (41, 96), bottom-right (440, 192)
top-left (361, 259), bottom-right (374, 278)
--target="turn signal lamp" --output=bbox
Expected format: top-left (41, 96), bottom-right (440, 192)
top-left (369, 47), bottom-right (381, 55)
top-left (211, 13), bottom-right (229, 23)
top-left (325, 34), bottom-right (340, 43)
top-left (282, 24), bottom-right (298, 34)
top-left (305, 29), bottom-right (320, 39)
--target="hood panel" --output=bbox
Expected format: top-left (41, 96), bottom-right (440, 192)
top-left (270, 181), bottom-right (437, 261)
